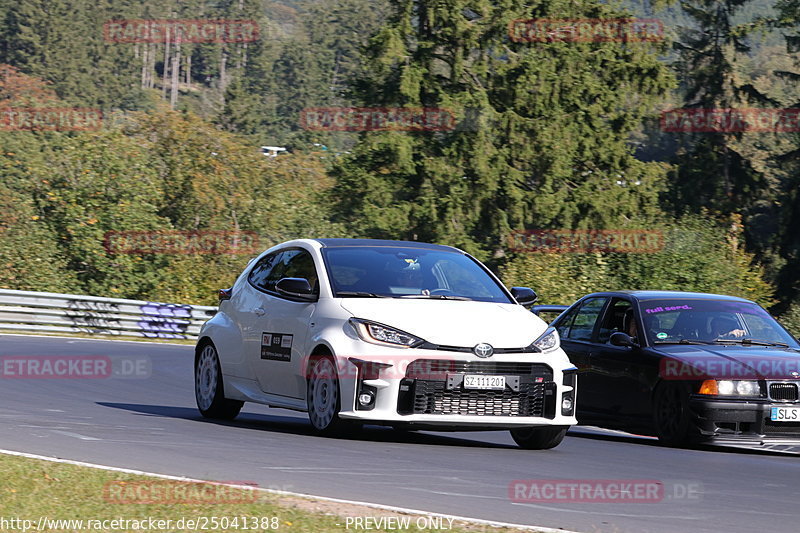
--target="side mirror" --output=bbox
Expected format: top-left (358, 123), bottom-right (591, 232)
top-left (276, 278), bottom-right (315, 300)
top-left (511, 287), bottom-right (538, 307)
top-left (610, 332), bottom-right (637, 348)
top-left (218, 287), bottom-right (232, 302)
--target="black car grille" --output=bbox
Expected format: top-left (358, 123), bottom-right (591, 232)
top-left (763, 420), bottom-right (800, 434)
top-left (405, 360), bottom-right (553, 380)
top-left (398, 360), bottom-right (555, 417)
top-left (403, 380), bottom-right (547, 417)
top-left (769, 383), bottom-right (799, 401)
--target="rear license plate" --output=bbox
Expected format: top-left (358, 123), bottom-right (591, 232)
top-left (463, 375), bottom-right (506, 390)
top-left (770, 407), bottom-right (800, 421)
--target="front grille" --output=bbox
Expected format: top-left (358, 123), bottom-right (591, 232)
top-left (769, 383), bottom-right (799, 401)
top-left (405, 360), bottom-right (553, 380)
top-left (763, 420), bottom-right (800, 434)
top-left (403, 380), bottom-right (547, 417)
top-left (398, 360), bottom-right (556, 418)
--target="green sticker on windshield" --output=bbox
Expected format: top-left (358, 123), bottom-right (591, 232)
top-left (656, 332), bottom-right (668, 340)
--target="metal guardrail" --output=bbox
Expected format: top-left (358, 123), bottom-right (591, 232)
top-left (0, 289), bottom-right (217, 340)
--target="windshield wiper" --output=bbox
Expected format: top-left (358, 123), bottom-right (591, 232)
top-left (654, 339), bottom-right (714, 345)
top-left (713, 338), bottom-right (790, 347)
top-left (336, 291), bottom-right (392, 298)
top-left (398, 294), bottom-right (473, 301)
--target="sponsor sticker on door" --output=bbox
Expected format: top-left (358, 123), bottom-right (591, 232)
top-left (261, 332), bottom-right (292, 362)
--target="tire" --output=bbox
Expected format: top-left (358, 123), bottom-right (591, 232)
top-left (195, 342), bottom-right (243, 420)
top-left (653, 381), bottom-right (692, 445)
top-left (306, 357), bottom-right (357, 436)
top-left (510, 426), bottom-right (569, 450)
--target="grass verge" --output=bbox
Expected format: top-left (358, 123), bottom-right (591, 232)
top-left (0, 453), bottom-right (537, 533)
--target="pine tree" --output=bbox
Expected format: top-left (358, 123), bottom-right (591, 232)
top-left (331, 0), bottom-right (674, 258)
top-left (667, 0), bottom-right (775, 214)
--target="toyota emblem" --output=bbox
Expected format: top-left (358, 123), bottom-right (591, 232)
top-left (792, 371), bottom-right (800, 378)
top-left (473, 343), bottom-right (494, 358)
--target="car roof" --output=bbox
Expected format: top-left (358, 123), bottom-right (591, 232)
top-left (584, 290), bottom-right (755, 304)
top-left (313, 238), bottom-right (462, 253)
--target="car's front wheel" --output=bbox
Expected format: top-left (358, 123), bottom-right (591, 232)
top-left (306, 357), bottom-right (358, 436)
top-left (195, 342), bottom-right (243, 420)
top-left (653, 381), bottom-right (692, 445)
top-left (510, 426), bottom-right (569, 449)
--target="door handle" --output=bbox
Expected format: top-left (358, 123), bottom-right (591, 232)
top-left (254, 307), bottom-right (266, 317)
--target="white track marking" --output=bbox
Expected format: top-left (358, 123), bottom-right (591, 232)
top-left (50, 430), bottom-right (101, 441)
top-left (0, 448), bottom-right (578, 533)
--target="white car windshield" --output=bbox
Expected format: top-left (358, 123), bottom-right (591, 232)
top-left (322, 246), bottom-right (513, 303)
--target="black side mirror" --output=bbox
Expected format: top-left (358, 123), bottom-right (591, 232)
top-left (610, 332), bottom-right (637, 348)
top-left (276, 278), bottom-right (315, 300)
top-left (511, 287), bottom-right (538, 307)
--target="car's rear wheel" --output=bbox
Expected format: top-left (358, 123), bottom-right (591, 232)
top-left (510, 426), bottom-right (568, 449)
top-left (195, 343), bottom-right (243, 420)
top-left (653, 381), bottom-right (692, 445)
top-left (306, 357), bottom-right (358, 436)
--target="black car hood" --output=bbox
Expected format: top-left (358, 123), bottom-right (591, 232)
top-left (653, 344), bottom-right (800, 381)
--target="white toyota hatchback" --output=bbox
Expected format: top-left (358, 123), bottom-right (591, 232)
top-left (194, 238), bottom-right (578, 449)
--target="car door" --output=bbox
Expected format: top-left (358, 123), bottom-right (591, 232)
top-left (555, 296), bottom-right (609, 419)
top-left (247, 248), bottom-right (319, 399)
top-left (586, 297), bottom-right (655, 423)
top-left (238, 250), bottom-right (283, 393)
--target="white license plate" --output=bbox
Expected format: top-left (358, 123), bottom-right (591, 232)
top-left (463, 375), bottom-right (506, 390)
top-left (770, 407), bottom-right (800, 421)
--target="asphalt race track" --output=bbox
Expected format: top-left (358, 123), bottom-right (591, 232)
top-left (1, 335), bottom-right (799, 533)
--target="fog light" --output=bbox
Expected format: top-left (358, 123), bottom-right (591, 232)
top-left (562, 396), bottom-right (573, 412)
top-left (358, 392), bottom-right (374, 406)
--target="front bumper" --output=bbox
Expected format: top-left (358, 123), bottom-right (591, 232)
top-left (329, 347), bottom-right (577, 429)
top-left (689, 397), bottom-right (800, 445)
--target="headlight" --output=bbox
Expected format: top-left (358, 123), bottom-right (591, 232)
top-left (349, 318), bottom-right (425, 348)
top-left (531, 327), bottom-right (560, 353)
top-left (698, 379), bottom-right (761, 397)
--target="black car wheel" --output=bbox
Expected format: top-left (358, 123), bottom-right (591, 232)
top-left (653, 381), bottom-right (692, 445)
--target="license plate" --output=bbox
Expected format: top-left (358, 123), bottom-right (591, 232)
top-left (770, 407), bottom-right (800, 421)
top-left (463, 374), bottom-right (506, 390)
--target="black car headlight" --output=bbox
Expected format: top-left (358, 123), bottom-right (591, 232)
top-left (349, 318), bottom-right (425, 348)
top-left (699, 379), bottom-right (762, 397)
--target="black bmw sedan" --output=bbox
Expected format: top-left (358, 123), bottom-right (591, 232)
top-left (541, 291), bottom-right (800, 446)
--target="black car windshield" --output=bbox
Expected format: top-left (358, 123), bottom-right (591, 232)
top-left (322, 247), bottom-right (512, 303)
top-left (639, 299), bottom-right (799, 347)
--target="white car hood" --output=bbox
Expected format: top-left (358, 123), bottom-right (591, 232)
top-left (338, 298), bottom-right (547, 348)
